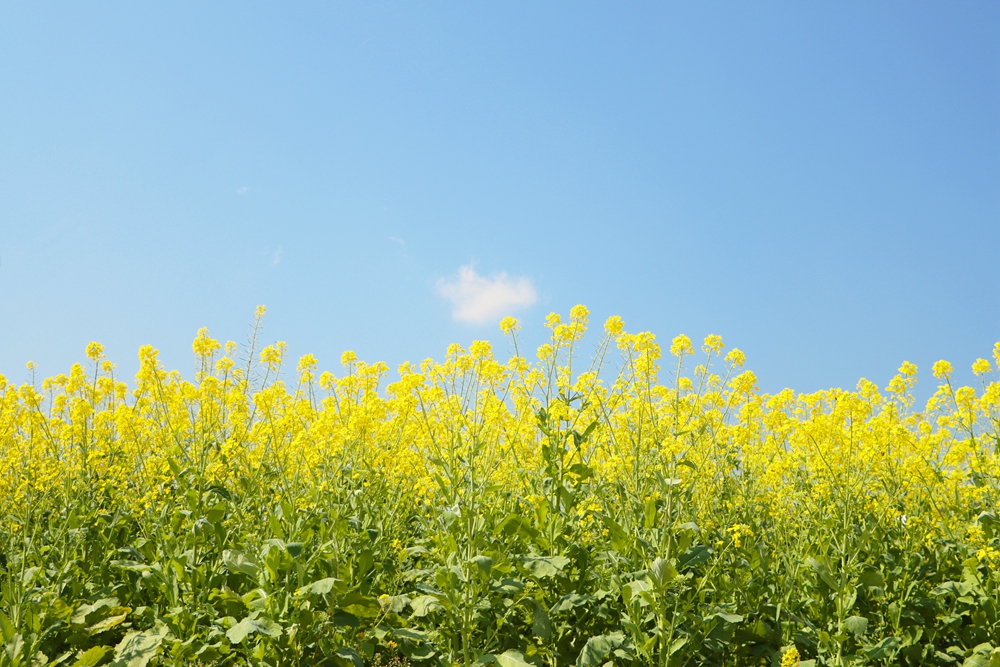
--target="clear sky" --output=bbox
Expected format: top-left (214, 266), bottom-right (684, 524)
top-left (1, 3), bottom-right (998, 400)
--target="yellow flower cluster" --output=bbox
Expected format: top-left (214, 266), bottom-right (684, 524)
top-left (1, 306), bottom-right (998, 555)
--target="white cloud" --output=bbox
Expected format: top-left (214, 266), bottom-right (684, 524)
top-left (437, 264), bottom-right (537, 324)
top-left (271, 248), bottom-right (282, 266)
top-left (237, 186), bottom-right (249, 195)
top-left (389, 236), bottom-right (405, 245)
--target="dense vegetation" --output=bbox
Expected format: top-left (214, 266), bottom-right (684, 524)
top-left (2, 306), bottom-right (999, 667)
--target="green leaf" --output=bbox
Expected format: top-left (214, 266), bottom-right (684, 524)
top-left (409, 595), bottom-right (442, 618)
top-left (87, 608), bottom-right (131, 635)
top-left (72, 599), bottom-right (119, 626)
top-left (392, 628), bottom-right (429, 642)
top-left (5, 633), bottom-right (24, 663)
top-left (0, 611), bottom-right (14, 642)
top-left (649, 558), bottom-right (677, 587)
top-left (532, 602), bottom-right (552, 639)
top-left (677, 545), bottom-right (712, 570)
top-left (964, 656), bottom-right (990, 667)
top-left (622, 579), bottom-right (652, 606)
top-left (471, 555), bottom-right (493, 574)
top-left (522, 556), bottom-right (571, 579)
top-left (497, 515), bottom-right (540, 540)
top-left (225, 617), bottom-right (282, 644)
top-left (711, 611), bottom-right (743, 624)
top-left (332, 647), bottom-right (364, 667)
top-left (844, 615), bottom-right (868, 637)
top-left (72, 646), bottom-right (112, 667)
top-left (496, 650), bottom-right (534, 667)
top-left (865, 636), bottom-right (901, 660)
top-left (600, 516), bottom-right (632, 552)
top-left (577, 632), bottom-right (625, 667)
top-left (205, 501), bottom-right (227, 524)
top-left (222, 550), bottom-right (259, 577)
top-left (643, 498), bottom-right (659, 531)
top-left (109, 623), bottom-right (169, 667)
top-left (806, 557), bottom-right (838, 590)
top-left (859, 568), bottom-right (884, 588)
top-left (297, 577), bottom-right (337, 596)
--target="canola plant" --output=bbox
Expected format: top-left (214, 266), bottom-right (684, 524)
top-left (1, 305), bottom-right (998, 667)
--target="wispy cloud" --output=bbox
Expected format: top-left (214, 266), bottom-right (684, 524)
top-left (436, 264), bottom-right (537, 324)
top-left (237, 186), bottom-right (249, 195)
top-left (389, 236), bottom-right (405, 245)
top-left (272, 248), bottom-right (282, 266)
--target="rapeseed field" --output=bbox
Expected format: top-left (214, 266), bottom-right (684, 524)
top-left (2, 306), bottom-right (999, 667)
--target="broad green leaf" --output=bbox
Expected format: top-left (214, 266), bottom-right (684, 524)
top-left (532, 602), bottom-right (552, 638)
top-left (72, 646), bottom-right (112, 667)
top-left (844, 615), bottom-right (868, 637)
top-left (622, 580), bottom-right (652, 606)
top-left (5, 633), bottom-right (24, 663)
top-left (110, 561), bottom-right (151, 574)
top-left (226, 616), bottom-right (282, 644)
top-left (72, 599), bottom-right (119, 626)
top-left (471, 555), bottom-right (493, 574)
top-left (711, 611), bottom-right (743, 624)
top-left (0, 612), bottom-right (14, 642)
top-left (393, 628), bottom-right (429, 642)
top-left (551, 593), bottom-right (591, 613)
top-left (87, 607), bottom-right (131, 635)
top-left (865, 636), bottom-right (901, 660)
top-left (643, 498), bottom-right (659, 531)
top-left (859, 568), bottom-right (884, 588)
top-left (205, 501), bottom-right (227, 524)
top-left (496, 649), bottom-right (534, 667)
top-left (109, 623), bottom-right (169, 667)
top-left (677, 545), bottom-right (712, 570)
top-left (409, 595), bottom-right (442, 618)
top-left (332, 647), bottom-right (364, 667)
top-left (599, 516), bottom-right (632, 552)
top-left (522, 556), bottom-right (571, 579)
top-left (649, 558), bottom-right (677, 586)
top-left (296, 577), bottom-right (337, 596)
top-left (222, 550), bottom-right (259, 577)
top-left (577, 632), bottom-right (625, 667)
top-left (806, 557), bottom-right (838, 590)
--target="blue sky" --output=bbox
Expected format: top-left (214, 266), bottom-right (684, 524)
top-left (1, 3), bottom-right (997, 399)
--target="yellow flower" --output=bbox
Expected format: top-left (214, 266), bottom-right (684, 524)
top-left (260, 343), bottom-right (287, 369)
top-left (499, 316), bottom-right (519, 335)
top-left (670, 334), bottom-right (694, 357)
top-left (192, 328), bottom-right (220, 359)
top-left (932, 360), bottom-right (953, 379)
top-left (86, 342), bottom-right (104, 362)
top-left (703, 334), bottom-right (724, 353)
top-left (604, 315), bottom-right (624, 337)
top-left (297, 354), bottom-right (318, 373)
top-left (725, 348), bottom-right (746, 367)
top-left (972, 358), bottom-right (991, 376)
top-left (780, 646), bottom-right (800, 667)
top-left (341, 350), bottom-right (358, 366)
